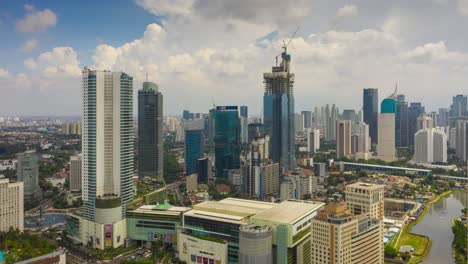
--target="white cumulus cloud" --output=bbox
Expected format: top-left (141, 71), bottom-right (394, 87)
top-left (16, 5), bottom-right (57, 32)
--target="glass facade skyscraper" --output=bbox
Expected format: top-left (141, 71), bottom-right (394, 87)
top-left (138, 81), bottom-right (163, 179)
top-left (263, 50), bottom-right (296, 171)
top-left (185, 129), bottom-right (204, 176)
top-left (396, 101), bottom-right (409, 148)
top-left (408, 102), bottom-right (424, 147)
top-left (363, 88), bottom-right (378, 145)
top-left (214, 106), bottom-right (241, 178)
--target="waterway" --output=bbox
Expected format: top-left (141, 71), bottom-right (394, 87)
top-left (411, 189), bottom-right (467, 264)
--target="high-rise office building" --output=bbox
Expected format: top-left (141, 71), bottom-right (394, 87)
top-left (353, 122), bottom-right (371, 159)
top-left (456, 120), bottom-right (468, 161)
top-left (214, 106), bottom-right (241, 178)
top-left (450, 95), bottom-right (468, 118)
top-left (138, 81), bottom-right (163, 179)
top-left (437, 108), bottom-right (450, 127)
top-left (397, 94), bottom-right (405, 103)
top-left (345, 182), bottom-right (384, 221)
top-left (363, 88), bottom-right (378, 145)
top-left (247, 123), bottom-right (264, 143)
top-left (240, 105), bottom-right (248, 118)
top-left (185, 128), bottom-right (204, 176)
top-left (263, 48), bottom-right (296, 171)
top-left (17, 150), bottom-right (41, 203)
top-left (182, 110), bottom-right (190, 120)
top-left (80, 68), bottom-right (133, 249)
top-left (70, 155), bottom-right (82, 192)
top-left (408, 102), bottom-right (424, 146)
top-left (307, 128), bottom-right (320, 154)
top-left (342, 109), bottom-right (357, 123)
top-left (396, 101), bottom-right (409, 148)
top-left (414, 128), bottom-right (447, 163)
top-left (449, 127), bottom-right (457, 150)
top-left (240, 117), bottom-right (249, 143)
top-left (301, 110), bottom-right (312, 129)
top-left (0, 179), bottom-right (24, 232)
top-left (336, 120), bottom-right (352, 159)
top-left (197, 158), bottom-right (211, 184)
top-left (311, 203), bottom-right (384, 264)
top-left (378, 91), bottom-right (397, 161)
top-left (294, 113), bottom-right (304, 133)
top-left (417, 112), bottom-right (433, 131)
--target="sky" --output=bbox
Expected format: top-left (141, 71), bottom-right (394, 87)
top-left (0, 0), bottom-right (467, 116)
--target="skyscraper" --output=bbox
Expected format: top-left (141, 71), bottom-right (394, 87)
top-left (17, 150), bottom-right (41, 203)
top-left (294, 113), bottom-right (304, 133)
top-left (363, 88), bottom-right (378, 145)
top-left (307, 128), bottom-right (320, 154)
top-left (437, 108), bottom-right (450, 127)
top-left (0, 179), bottom-right (24, 232)
top-left (378, 91), bottom-right (397, 161)
top-left (247, 123), bottom-right (264, 143)
top-left (414, 128), bottom-right (447, 163)
top-left (138, 81), bottom-right (163, 179)
top-left (185, 128), bottom-right (204, 176)
top-left (214, 106), bottom-right (241, 178)
top-left (342, 109), bottom-right (357, 123)
top-left (336, 120), bottom-right (352, 159)
top-left (396, 101), bottom-right (409, 148)
top-left (81, 68), bottom-right (133, 249)
top-left (197, 158), bottom-right (211, 184)
top-left (240, 105), bottom-right (248, 118)
top-left (263, 48), bottom-right (296, 171)
top-left (353, 122), bottom-right (371, 158)
top-left (240, 117), bottom-right (249, 143)
top-left (325, 104), bottom-right (339, 141)
top-left (456, 120), bottom-right (468, 161)
top-left (70, 155), bottom-right (82, 192)
top-left (450, 95), bottom-right (468, 118)
top-left (301, 110), bottom-right (312, 129)
top-left (408, 102), bottom-right (423, 146)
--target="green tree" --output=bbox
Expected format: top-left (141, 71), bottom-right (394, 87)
top-left (384, 245), bottom-right (398, 258)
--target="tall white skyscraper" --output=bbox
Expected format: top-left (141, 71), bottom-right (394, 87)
top-left (414, 128), bottom-right (447, 163)
top-left (378, 113), bottom-right (396, 162)
top-left (240, 117), bottom-right (249, 144)
top-left (81, 68), bottom-right (134, 249)
top-left (294, 113), bottom-right (304, 133)
top-left (0, 179), bottom-right (24, 232)
top-left (307, 128), bottom-right (320, 154)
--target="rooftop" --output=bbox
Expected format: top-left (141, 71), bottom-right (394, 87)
top-left (131, 204), bottom-right (191, 214)
top-left (252, 200), bottom-right (324, 224)
top-left (346, 182), bottom-right (385, 190)
top-left (192, 198), bottom-right (275, 218)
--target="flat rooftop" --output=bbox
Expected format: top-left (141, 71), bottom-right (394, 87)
top-left (346, 182), bottom-right (384, 190)
top-left (252, 200), bottom-right (324, 224)
top-left (193, 198), bottom-right (275, 218)
top-left (183, 209), bottom-right (246, 225)
top-left (128, 204), bottom-right (191, 216)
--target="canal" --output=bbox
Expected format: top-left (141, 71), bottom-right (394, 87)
top-left (411, 189), bottom-right (467, 264)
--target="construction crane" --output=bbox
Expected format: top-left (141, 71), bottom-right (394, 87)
top-left (275, 26), bottom-right (300, 66)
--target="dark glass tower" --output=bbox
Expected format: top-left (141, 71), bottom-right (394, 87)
top-left (450, 95), bottom-right (468, 118)
top-left (396, 101), bottom-right (409, 148)
top-left (263, 49), bottom-right (296, 171)
top-left (363, 88), bottom-right (378, 145)
top-left (214, 106), bottom-right (241, 178)
top-left (138, 81), bottom-right (163, 179)
top-left (184, 129), bottom-right (204, 176)
top-left (408, 102), bottom-right (423, 147)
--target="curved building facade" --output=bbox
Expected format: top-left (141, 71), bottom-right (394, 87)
top-left (239, 224), bottom-right (273, 264)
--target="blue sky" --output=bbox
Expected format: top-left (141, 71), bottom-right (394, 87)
top-left (0, 0), bottom-right (160, 70)
top-left (1, 0), bottom-right (468, 116)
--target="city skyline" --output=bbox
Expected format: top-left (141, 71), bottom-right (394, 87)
top-left (1, 1), bottom-right (468, 116)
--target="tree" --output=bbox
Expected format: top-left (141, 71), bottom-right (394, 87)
top-left (462, 208), bottom-right (467, 215)
top-left (384, 245), bottom-right (398, 258)
top-left (401, 252), bottom-right (411, 261)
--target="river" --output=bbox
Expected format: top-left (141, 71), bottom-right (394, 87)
top-left (411, 189), bottom-right (467, 264)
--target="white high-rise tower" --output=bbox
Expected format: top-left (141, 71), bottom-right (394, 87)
top-left (81, 68), bottom-right (134, 249)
